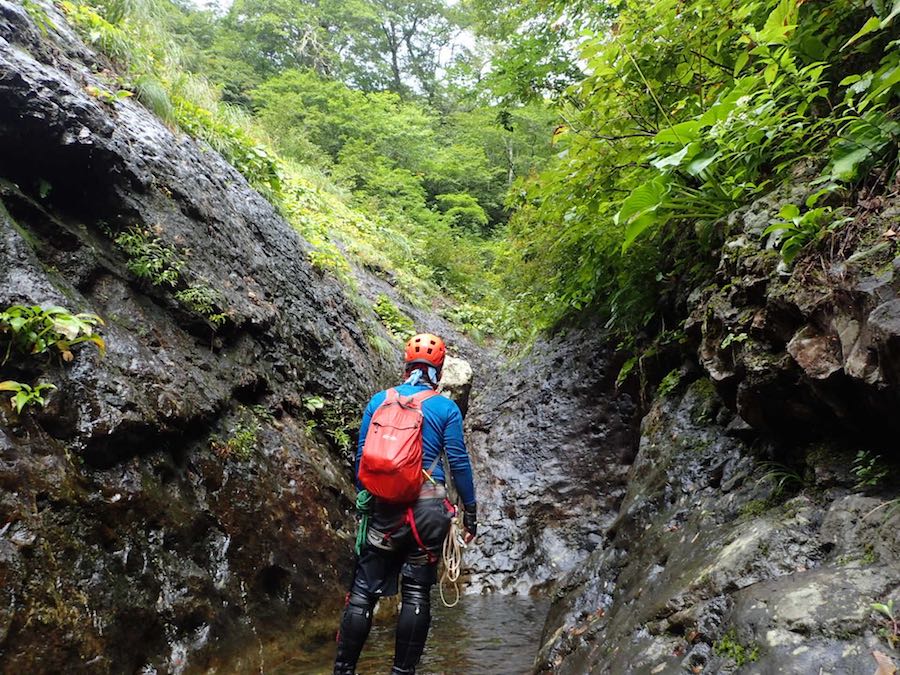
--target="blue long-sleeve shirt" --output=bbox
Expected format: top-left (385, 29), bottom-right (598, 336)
top-left (355, 383), bottom-right (476, 505)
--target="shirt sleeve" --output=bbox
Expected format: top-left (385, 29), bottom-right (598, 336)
top-left (443, 402), bottom-right (476, 506)
top-left (355, 397), bottom-right (377, 491)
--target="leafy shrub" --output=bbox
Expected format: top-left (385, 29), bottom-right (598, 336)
top-left (373, 294), bottom-right (415, 341)
top-left (211, 420), bottom-right (259, 461)
top-left (443, 303), bottom-right (497, 341)
top-left (435, 193), bottom-right (489, 233)
top-left (0, 305), bottom-right (105, 364)
top-left (172, 96), bottom-right (282, 198)
top-left (852, 450), bottom-right (889, 488)
top-left (0, 381), bottom-right (56, 414)
top-left (114, 226), bottom-right (183, 287)
top-left (174, 286), bottom-right (227, 326)
top-left (304, 395), bottom-right (354, 456)
top-left (495, 0), bottom-right (891, 336)
top-left (763, 189), bottom-right (851, 264)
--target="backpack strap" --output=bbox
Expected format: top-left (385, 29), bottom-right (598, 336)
top-left (410, 389), bottom-right (438, 403)
top-left (411, 389), bottom-right (442, 482)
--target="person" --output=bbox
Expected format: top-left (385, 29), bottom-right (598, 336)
top-left (333, 332), bottom-right (477, 675)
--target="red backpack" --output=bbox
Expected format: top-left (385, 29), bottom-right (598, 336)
top-left (359, 388), bottom-right (438, 503)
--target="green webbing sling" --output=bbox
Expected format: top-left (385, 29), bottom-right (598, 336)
top-left (354, 489), bottom-right (373, 556)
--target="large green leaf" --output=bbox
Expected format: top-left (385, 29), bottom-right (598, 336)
top-left (829, 146), bottom-right (871, 181)
top-left (755, 0), bottom-right (799, 44)
top-left (843, 17), bottom-right (882, 49)
top-left (686, 150), bottom-right (719, 176)
top-left (616, 178), bottom-right (671, 252)
top-left (651, 144), bottom-right (696, 170)
top-left (654, 121), bottom-right (701, 145)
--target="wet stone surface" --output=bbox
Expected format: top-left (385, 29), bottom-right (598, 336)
top-left (536, 380), bottom-right (900, 674)
top-left (462, 328), bottom-right (638, 594)
top-left (0, 3), bottom-right (396, 671)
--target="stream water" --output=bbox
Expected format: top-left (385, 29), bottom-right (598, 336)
top-left (217, 594), bottom-right (548, 675)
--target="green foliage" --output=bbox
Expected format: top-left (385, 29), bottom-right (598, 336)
top-left (720, 331), bottom-right (750, 350)
top-left (114, 226), bottom-right (183, 287)
top-left (0, 380), bottom-right (57, 414)
top-left (373, 294), bottom-right (415, 341)
top-left (114, 227), bottom-right (228, 325)
top-left (851, 450), bottom-right (889, 488)
top-left (443, 302), bottom-right (499, 341)
top-left (22, 0), bottom-right (57, 34)
top-left (764, 189), bottom-right (851, 264)
top-left (211, 419), bottom-right (259, 461)
top-left (304, 395), bottom-right (354, 455)
top-left (656, 369), bottom-right (683, 398)
top-left (86, 84), bottom-right (134, 105)
top-left (63, 0), bottom-right (900, 350)
top-left (436, 193), bottom-right (489, 233)
top-left (0, 304), bottom-right (105, 364)
top-left (134, 73), bottom-right (173, 122)
top-left (871, 598), bottom-right (899, 648)
top-left (616, 356), bottom-right (638, 389)
top-left (740, 499), bottom-right (769, 518)
top-left (172, 96), bottom-right (282, 197)
top-left (757, 461), bottom-right (806, 497)
top-left (714, 629), bottom-right (760, 666)
top-left (491, 0), bottom-right (900, 336)
top-left (173, 286), bottom-right (227, 326)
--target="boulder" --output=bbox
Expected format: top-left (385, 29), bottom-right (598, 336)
top-left (439, 355), bottom-right (473, 416)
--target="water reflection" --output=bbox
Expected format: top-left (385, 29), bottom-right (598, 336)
top-left (262, 595), bottom-right (547, 675)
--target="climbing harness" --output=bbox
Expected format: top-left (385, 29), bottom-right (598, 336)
top-left (439, 503), bottom-right (465, 608)
top-left (354, 489), bottom-right (373, 556)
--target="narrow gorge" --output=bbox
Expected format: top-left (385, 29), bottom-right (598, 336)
top-left (2, 0), bottom-right (900, 674)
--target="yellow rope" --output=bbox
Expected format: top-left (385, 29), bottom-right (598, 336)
top-left (439, 510), bottom-right (464, 608)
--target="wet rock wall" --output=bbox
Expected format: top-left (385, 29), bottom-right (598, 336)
top-left (0, 3), bottom-right (395, 671)
top-left (463, 330), bottom-right (639, 593)
top-left (537, 180), bottom-right (900, 673)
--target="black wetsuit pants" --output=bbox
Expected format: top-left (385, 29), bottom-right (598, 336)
top-left (333, 489), bottom-right (453, 675)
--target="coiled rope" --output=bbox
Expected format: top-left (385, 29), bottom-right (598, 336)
top-left (439, 509), bottom-right (464, 607)
top-left (354, 489), bottom-right (373, 556)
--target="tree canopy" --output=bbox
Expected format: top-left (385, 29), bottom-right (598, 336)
top-left (59, 0), bottom-right (900, 344)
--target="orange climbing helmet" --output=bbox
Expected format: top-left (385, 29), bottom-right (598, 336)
top-left (404, 333), bottom-right (446, 369)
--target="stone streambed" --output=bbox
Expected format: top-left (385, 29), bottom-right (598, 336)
top-left (200, 595), bottom-right (549, 675)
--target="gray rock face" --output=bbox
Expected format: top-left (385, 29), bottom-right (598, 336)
top-left (686, 180), bottom-right (900, 437)
top-left (538, 183), bottom-right (900, 674)
top-left (0, 4), bottom-right (393, 672)
top-left (537, 381), bottom-right (900, 674)
top-left (463, 328), bottom-right (638, 593)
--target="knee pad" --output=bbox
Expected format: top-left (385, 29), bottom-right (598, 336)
top-left (400, 579), bottom-right (431, 608)
top-left (335, 590), bottom-right (376, 671)
top-left (347, 590), bottom-right (376, 616)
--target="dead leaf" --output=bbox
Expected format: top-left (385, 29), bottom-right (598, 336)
top-left (874, 650), bottom-right (897, 675)
top-left (62, 350), bottom-right (74, 363)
